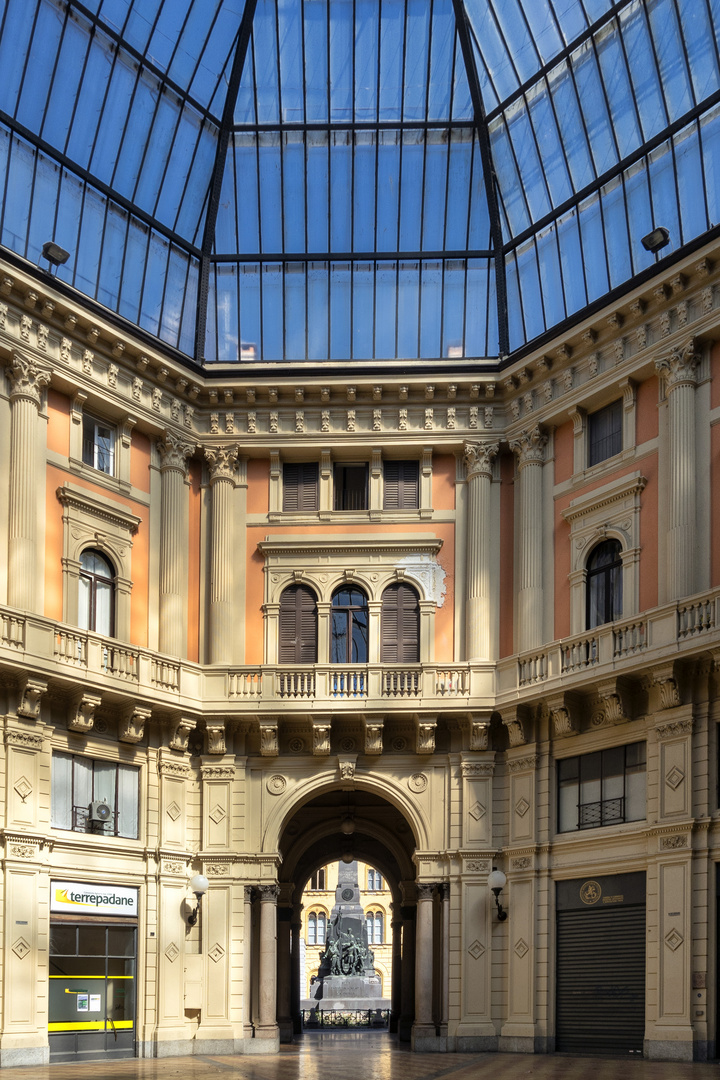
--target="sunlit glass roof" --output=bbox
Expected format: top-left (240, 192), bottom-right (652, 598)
top-left (0, 0), bottom-right (718, 368)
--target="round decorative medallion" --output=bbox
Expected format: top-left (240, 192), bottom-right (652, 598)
top-left (289, 738), bottom-right (305, 753)
top-left (94, 718), bottom-right (108, 734)
top-left (580, 880), bottom-right (602, 905)
top-left (392, 737), bottom-right (407, 752)
top-left (266, 774), bottom-right (286, 795)
top-left (339, 736), bottom-right (356, 753)
top-left (408, 772), bottom-right (428, 793)
top-left (341, 888), bottom-right (354, 901)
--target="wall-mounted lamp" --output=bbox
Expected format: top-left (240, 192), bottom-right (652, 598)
top-left (641, 226), bottom-right (670, 254)
top-left (488, 868), bottom-right (507, 921)
top-left (40, 241), bottom-right (70, 273)
top-left (186, 873), bottom-right (209, 928)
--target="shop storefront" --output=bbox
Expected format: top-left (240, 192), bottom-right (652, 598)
top-left (48, 881), bottom-right (138, 1062)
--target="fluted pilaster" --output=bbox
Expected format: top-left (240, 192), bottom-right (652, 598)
top-left (463, 441), bottom-right (498, 660)
top-left (413, 883), bottom-right (435, 1037)
top-left (157, 431), bottom-right (195, 657)
top-left (205, 444), bottom-right (239, 663)
top-left (6, 354), bottom-right (50, 611)
top-left (510, 426), bottom-right (547, 653)
top-left (256, 884), bottom-right (279, 1038)
top-left (656, 340), bottom-right (699, 600)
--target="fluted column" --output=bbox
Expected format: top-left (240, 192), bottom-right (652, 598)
top-left (413, 883), bottom-right (436, 1041)
top-left (205, 444), bottom-right (239, 663)
top-left (656, 340), bottom-right (699, 600)
top-left (256, 884), bottom-right (279, 1040)
top-left (6, 354), bottom-right (50, 611)
top-left (463, 441), bottom-right (499, 660)
top-left (510, 426), bottom-right (548, 653)
top-left (157, 431), bottom-right (195, 657)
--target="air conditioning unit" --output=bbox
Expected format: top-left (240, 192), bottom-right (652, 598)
top-left (89, 800), bottom-right (112, 823)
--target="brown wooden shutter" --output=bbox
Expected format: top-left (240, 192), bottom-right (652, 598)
top-left (381, 583), bottom-right (419, 663)
top-left (279, 585), bottom-right (318, 662)
top-left (383, 461), bottom-right (419, 509)
top-left (283, 463), bottom-right (319, 511)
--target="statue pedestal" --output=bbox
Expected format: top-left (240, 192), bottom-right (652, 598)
top-left (302, 974), bottom-right (388, 1013)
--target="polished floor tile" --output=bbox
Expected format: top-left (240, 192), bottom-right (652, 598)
top-left (7, 1034), bottom-right (720, 1080)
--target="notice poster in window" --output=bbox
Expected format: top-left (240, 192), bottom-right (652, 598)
top-left (77, 993), bottom-right (89, 1012)
top-left (89, 994), bottom-right (102, 1012)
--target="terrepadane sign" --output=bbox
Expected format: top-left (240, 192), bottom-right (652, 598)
top-left (50, 880), bottom-right (138, 917)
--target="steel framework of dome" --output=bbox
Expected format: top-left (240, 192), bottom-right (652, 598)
top-left (0, 0), bottom-right (718, 369)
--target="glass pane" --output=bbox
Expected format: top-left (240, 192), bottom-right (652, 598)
top-left (78, 926), bottom-right (106, 956)
top-left (117, 765), bottom-right (139, 840)
top-left (51, 752), bottom-right (73, 830)
top-left (50, 925), bottom-right (77, 956)
top-left (108, 928), bottom-right (135, 957)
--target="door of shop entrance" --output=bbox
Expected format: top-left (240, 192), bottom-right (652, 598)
top-left (49, 921), bottom-right (136, 1061)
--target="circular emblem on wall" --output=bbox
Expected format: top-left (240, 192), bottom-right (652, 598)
top-left (408, 772), bottom-right (428, 793)
top-left (339, 736), bottom-right (356, 753)
top-left (266, 774), bottom-right (286, 796)
top-left (580, 880), bottom-right (602, 905)
top-left (392, 737), bottom-right (407, 752)
top-left (288, 738), bottom-right (305, 754)
top-left (94, 718), bottom-right (108, 734)
top-left (341, 888), bottom-right (354, 901)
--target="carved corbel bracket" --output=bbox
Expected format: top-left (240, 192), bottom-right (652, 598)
top-left (363, 715), bottom-right (384, 755)
top-left (414, 714), bottom-right (437, 754)
top-left (499, 705), bottom-right (530, 747)
top-left (17, 677), bottom-right (48, 720)
top-left (206, 720), bottom-right (227, 755)
top-left (312, 717), bottom-right (331, 756)
top-left (338, 755), bottom-right (357, 787)
top-left (593, 677), bottom-right (634, 727)
top-left (168, 715), bottom-right (196, 752)
top-left (647, 662), bottom-right (682, 712)
top-left (547, 692), bottom-right (582, 738)
top-left (259, 718), bottom-right (279, 757)
top-left (462, 712), bottom-right (490, 751)
top-left (68, 692), bottom-right (103, 734)
top-left (119, 704), bottom-right (151, 744)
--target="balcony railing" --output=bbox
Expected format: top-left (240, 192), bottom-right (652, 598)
top-left (1, 587), bottom-right (719, 715)
top-left (578, 797), bottom-right (625, 829)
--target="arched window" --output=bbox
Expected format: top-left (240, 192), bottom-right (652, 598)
top-left (331, 587), bottom-right (368, 663)
top-left (365, 911), bottom-right (384, 944)
top-left (308, 913), bottom-right (317, 945)
top-left (308, 912), bottom-right (326, 946)
top-left (367, 869), bottom-right (383, 890)
top-left (317, 913), bottom-right (326, 944)
top-left (586, 540), bottom-right (623, 629)
top-left (381, 582), bottom-right (420, 663)
top-left (279, 584), bottom-right (318, 662)
top-left (78, 550), bottom-right (115, 636)
top-left (310, 868), bottom-right (326, 890)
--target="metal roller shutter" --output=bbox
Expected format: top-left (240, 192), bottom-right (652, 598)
top-left (556, 905), bottom-right (645, 1055)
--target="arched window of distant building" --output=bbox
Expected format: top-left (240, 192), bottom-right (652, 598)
top-left (310, 868), bottom-right (325, 890)
top-left (367, 868), bottom-right (383, 890)
top-left (365, 911), bottom-right (384, 944)
top-left (331, 586), bottom-right (369, 663)
top-left (317, 913), bottom-right (326, 944)
top-left (78, 549), bottom-right (115, 636)
top-left (308, 912), bottom-right (326, 946)
top-left (586, 539), bottom-right (623, 629)
top-left (308, 913), bottom-right (316, 945)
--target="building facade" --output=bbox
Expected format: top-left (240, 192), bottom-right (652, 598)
top-left (0, 237), bottom-right (719, 1065)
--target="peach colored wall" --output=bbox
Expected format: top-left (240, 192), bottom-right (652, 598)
top-left (554, 455), bottom-right (659, 634)
top-left (244, 522), bottom-right (456, 665)
top-left (187, 460), bottom-right (202, 663)
top-left (247, 459), bottom-right (270, 513)
top-left (131, 431), bottom-right (151, 492)
top-left (46, 390), bottom-right (70, 456)
top-left (432, 454), bottom-right (456, 510)
top-left (499, 452), bottom-right (515, 658)
top-left (636, 375), bottom-right (659, 443)
top-left (45, 464), bottom-right (150, 646)
top-left (554, 419), bottom-right (573, 485)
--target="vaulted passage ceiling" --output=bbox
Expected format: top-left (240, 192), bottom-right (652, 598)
top-left (0, 0), bottom-right (718, 367)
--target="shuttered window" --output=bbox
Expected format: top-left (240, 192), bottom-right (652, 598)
top-left (383, 460), bottom-right (419, 509)
top-left (279, 584), bottom-right (318, 663)
top-left (381, 583), bottom-right (420, 663)
top-left (283, 463), bottom-right (319, 512)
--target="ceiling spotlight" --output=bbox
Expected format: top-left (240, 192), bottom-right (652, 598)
top-left (41, 241), bottom-right (70, 271)
top-left (641, 227), bottom-right (670, 254)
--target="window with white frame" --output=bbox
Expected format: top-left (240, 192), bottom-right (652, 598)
top-left (51, 752), bottom-right (139, 838)
top-left (585, 539), bottom-right (623, 629)
top-left (365, 910), bottom-right (384, 944)
top-left (78, 549), bottom-right (115, 636)
top-left (367, 868), bottom-right (383, 890)
top-left (310, 868), bottom-right (326, 890)
top-left (82, 413), bottom-right (115, 474)
top-left (307, 912), bottom-right (327, 945)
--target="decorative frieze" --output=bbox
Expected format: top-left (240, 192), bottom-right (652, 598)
top-left (656, 716), bottom-right (693, 740)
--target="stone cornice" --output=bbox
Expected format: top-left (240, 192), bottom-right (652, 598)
top-left (561, 472), bottom-right (647, 525)
top-left (56, 481), bottom-right (142, 535)
top-left (257, 535), bottom-right (443, 558)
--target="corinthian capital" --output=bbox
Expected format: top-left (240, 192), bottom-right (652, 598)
top-left (157, 430), bottom-right (196, 472)
top-left (655, 337), bottom-right (700, 390)
top-left (463, 440), bottom-right (499, 479)
top-left (205, 443), bottom-right (239, 483)
top-left (509, 425), bottom-right (547, 466)
top-left (6, 352), bottom-right (51, 405)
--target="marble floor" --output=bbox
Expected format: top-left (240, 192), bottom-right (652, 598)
top-left (8, 1034), bottom-right (720, 1080)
